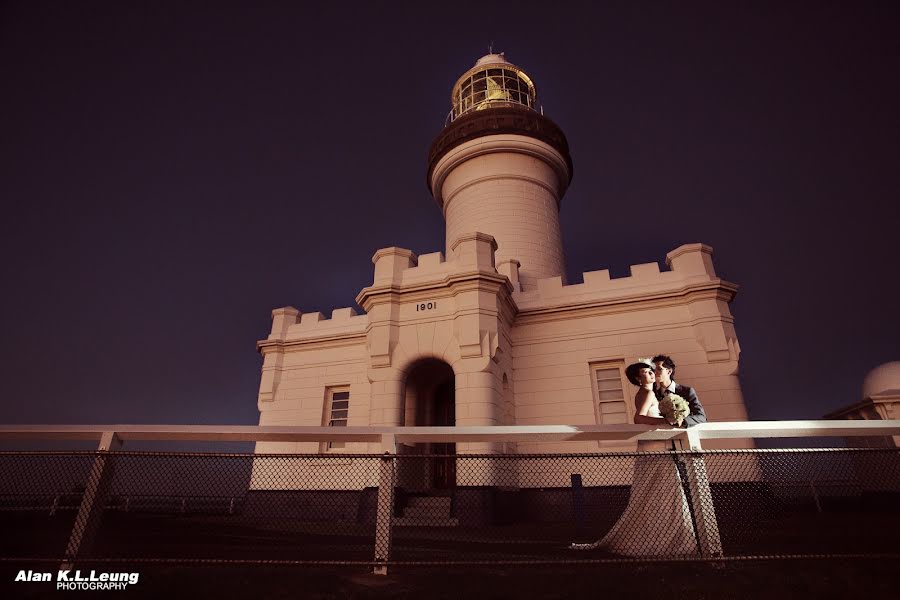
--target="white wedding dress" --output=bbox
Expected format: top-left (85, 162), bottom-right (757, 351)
top-left (573, 398), bottom-right (700, 556)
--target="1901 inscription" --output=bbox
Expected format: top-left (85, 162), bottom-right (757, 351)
top-left (415, 301), bottom-right (437, 312)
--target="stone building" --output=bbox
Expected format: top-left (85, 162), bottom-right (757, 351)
top-left (252, 53), bottom-right (750, 490)
top-left (826, 362), bottom-right (900, 448)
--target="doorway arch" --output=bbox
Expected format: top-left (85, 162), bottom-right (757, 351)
top-left (402, 358), bottom-right (455, 490)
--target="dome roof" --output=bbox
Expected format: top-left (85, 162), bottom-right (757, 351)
top-left (862, 361), bottom-right (900, 398)
top-left (474, 53), bottom-right (510, 66)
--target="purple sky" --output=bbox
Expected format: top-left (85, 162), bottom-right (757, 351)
top-left (1, 1), bottom-right (897, 426)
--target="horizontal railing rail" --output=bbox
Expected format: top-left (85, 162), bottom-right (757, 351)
top-left (1, 420), bottom-right (898, 450)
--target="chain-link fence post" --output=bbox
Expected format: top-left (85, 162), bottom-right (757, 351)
top-left (373, 433), bottom-right (396, 575)
top-left (680, 428), bottom-right (723, 557)
top-left (62, 431), bottom-right (122, 566)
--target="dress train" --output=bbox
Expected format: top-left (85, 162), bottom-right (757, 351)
top-left (571, 439), bottom-right (700, 556)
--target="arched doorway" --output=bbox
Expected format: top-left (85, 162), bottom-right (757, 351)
top-left (402, 359), bottom-right (455, 490)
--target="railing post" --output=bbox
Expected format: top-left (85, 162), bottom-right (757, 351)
top-left (373, 433), bottom-right (396, 576)
top-left (678, 428), bottom-right (723, 557)
top-left (62, 431), bottom-right (122, 567)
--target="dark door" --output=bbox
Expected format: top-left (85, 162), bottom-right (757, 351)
top-left (431, 380), bottom-right (456, 489)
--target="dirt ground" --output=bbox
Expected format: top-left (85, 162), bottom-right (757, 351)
top-left (2, 558), bottom-right (898, 599)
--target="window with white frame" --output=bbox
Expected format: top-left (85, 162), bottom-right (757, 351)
top-left (324, 388), bottom-right (350, 450)
top-left (591, 363), bottom-right (629, 425)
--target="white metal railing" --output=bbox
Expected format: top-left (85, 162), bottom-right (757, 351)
top-left (2, 420), bottom-right (899, 451)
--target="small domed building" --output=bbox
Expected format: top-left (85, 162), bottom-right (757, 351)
top-left (252, 53), bottom-right (751, 491)
top-left (827, 361), bottom-right (900, 447)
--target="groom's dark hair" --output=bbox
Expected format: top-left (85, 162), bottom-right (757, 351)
top-left (652, 354), bottom-right (676, 378)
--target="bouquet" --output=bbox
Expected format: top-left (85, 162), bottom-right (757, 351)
top-left (658, 393), bottom-right (690, 427)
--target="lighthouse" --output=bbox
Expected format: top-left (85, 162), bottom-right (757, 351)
top-left (253, 51), bottom-right (749, 493)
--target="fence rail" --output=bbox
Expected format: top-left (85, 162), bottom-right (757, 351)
top-left (0, 421), bottom-right (898, 573)
top-left (2, 420), bottom-right (899, 447)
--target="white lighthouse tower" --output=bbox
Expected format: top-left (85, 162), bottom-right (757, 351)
top-left (428, 53), bottom-right (573, 290)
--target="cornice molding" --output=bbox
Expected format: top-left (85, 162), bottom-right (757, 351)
top-left (356, 269), bottom-right (514, 312)
top-left (257, 333), bottom-right (367, 355)
top-left (825, 395), bottom-right (900, 420)
top-left (513, 280), bottom-right (739, 325)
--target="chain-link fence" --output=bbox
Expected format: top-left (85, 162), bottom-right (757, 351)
top-left (1, 447), bottom-right (898, 564)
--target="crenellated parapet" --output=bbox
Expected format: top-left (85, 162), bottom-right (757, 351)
top-left (514, 243), bottom-right (735, 310)
top-left (258, 232), bottom-right (509, 355)
top-left (511, 243), bottom-right (741, 368)
top-left (365, 232), bottom-right (504, 291)
top-left (261, 305), bottom-right (368, 347)
top-left (260, 242), bottom-right (738, 363)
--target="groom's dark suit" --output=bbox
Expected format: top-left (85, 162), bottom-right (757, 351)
top-left (657, 383), bottom-right (707, 428)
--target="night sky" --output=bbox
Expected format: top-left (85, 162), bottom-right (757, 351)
top-left (1, 1), bottom-right (897, 427)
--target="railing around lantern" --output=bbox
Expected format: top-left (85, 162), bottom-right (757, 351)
top-left (0, 420), bottom-right (898, 574)
top-left (444, 99), bottom-right (545, 126)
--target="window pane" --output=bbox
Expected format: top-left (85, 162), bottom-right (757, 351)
top-left (603, 413), bottom-right (629, 425)
top-left (598, 390), bottom-right (624, 402)
top-left (329, 419), bottom-right (347, 427)
top-left (331, 400), bottom-right (349, 410)
top-left (487, 68), bottom-right (502, 76)
top-left (596, 379), bottom-right (622, 392)
top-left (485, 76), bottom-right (507, 101)
top-left (332, 391), bottom-right (350, 401)
top-left (330, 409), bottom-right (348, 420)
top-left (596, 368), bottom-right (620, 378)
top-left (600, 402), bottom-right (626, 415)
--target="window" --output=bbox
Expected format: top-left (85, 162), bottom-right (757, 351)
top-left (591, 363), bottom-right (629, 425)
top-left (324, 388), bottom-right (350, 450)
top-left (451, 66), bottom-right (537, 119)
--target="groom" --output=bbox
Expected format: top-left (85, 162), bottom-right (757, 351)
top-left (652, 354), bottom-right (706, 428)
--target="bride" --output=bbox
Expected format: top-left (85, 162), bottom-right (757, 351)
top-left (570, 358), bottom-right (699, 556)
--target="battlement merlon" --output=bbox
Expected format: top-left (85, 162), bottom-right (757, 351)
top-left (666, 243), bottom-right (716, 277)
top-left (268, 307), bottom-right (300, 339)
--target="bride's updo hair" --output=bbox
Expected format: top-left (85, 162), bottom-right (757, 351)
top-left (625, 359), bottom-right (655, 386)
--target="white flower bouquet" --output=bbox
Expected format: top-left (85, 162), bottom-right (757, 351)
top-left (658, 393), bottom-right (690, 427)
